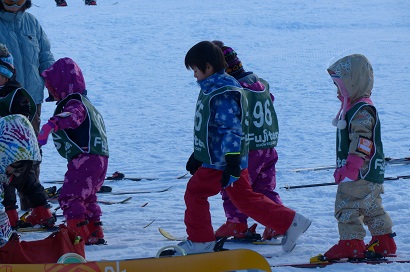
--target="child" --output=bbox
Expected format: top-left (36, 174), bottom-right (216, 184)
top-left (324, 54), bottom-right (396, 260)
top-left (210, 41), bottom-right (282, 241)
top-left (178, 41), bottom-right (311, 255)
top-left (39, 57), bottom-right (109, 245)
top-left (0, 114), bottom-right (42, 247)
top-left (0, 43), bottom-right (55, 229)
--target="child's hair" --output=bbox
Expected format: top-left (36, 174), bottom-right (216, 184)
top-left (185, 41), bottom-right (227, 73)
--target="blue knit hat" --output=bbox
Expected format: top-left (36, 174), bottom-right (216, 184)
top-left (0, 43), bottom-right (14, 79)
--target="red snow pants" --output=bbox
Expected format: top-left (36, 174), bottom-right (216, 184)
top-left (184, 167), bottom-right (296, 242)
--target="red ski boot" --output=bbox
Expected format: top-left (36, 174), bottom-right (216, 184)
top-left (366, 233), bottom-right (397, 256)
top-left (324, 239), bottom-right (366, 260)
top-left (215, 222), bottom-right (248, 238)
top-left (24, 205), bottom-right (55, 227)
top-left (5, 209), bottom-right (18, 229)
top-left (67, 219), bottom-right (90, 242)
top-left (87, 221), bottom-right (106, 245)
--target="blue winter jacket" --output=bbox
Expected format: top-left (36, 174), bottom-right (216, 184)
top-left (197, 72), bottom-right (248, 170)
top-left (0, 9), bottom-right (54, 104)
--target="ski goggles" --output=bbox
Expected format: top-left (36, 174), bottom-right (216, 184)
top-left (1, 0), bottom-right (26, 8)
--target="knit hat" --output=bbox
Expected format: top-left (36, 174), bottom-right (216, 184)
top-left (212, 40), bottom-right (245, 79)
top-left (0, 43), bottom-right (14, 79)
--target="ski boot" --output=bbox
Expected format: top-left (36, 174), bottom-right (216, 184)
top-left (85, 0), bottom-right (97, 5)
top-left (215, 221), bottom-right (248, 239)
top-left (281, 212), bottom-right (312, 252)
top-left (366, 233), bottom-right (397, 257)
top-left (87, 221), bottom-right (106, 245)
top-left (324, 239), bottom-right (366, 260)
top-left (176, 240), bottom-right (216, 255)
top-left (56, 0), bottom-right (67, 6)
top-left (24, 205), bottom-right (56, 228)
top-left (67, 219), bottom-right (90, 242)
top-left (5, 208), bottom-right (18, 230)
top-left (262, 226), bottom-right (285, 240)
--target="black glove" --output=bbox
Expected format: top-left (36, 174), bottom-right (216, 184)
top-left (186, 153), bottom-right (202, 175)
top-left (220, 153), bottom-right (242, 188)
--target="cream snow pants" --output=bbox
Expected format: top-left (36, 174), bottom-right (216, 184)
top-left (334, 179), bottom-right (393, 240)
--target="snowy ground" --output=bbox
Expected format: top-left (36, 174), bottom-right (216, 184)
top-left (16, 0), bottom-right (410, 270)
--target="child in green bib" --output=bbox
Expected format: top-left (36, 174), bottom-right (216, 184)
top-left (324, 54), bottom-right (396, 260)
top-left (175, 41), bottom-right (311, 255)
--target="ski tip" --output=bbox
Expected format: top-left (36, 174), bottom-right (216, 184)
top-left (176, 172), bottom-right (190, 179)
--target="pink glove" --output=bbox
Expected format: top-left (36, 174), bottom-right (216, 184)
top-left (38, 120), bottom-right (58, 146)
top-left (333, 154), bottom-right (364, 184)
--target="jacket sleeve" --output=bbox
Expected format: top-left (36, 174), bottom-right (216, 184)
top-left (33, 16), bottom-right (55, 73)
top-left (50, 100), bottom-right (87, 130)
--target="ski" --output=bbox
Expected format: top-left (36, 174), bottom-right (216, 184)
top-left (292, 157), bottom-right (410, 172)
top-left (17, 225), bottom-right (60, 233)
top-left (47, 186), bottom-right (171, 200)
top-left (281, 174), bottom-right (410, 190)
top-left (273, 255), bottom-right (410, 268)
top-left (43, 171), bottom-right (188, 184)
top-left (292, 165), bottom-right (335, 172)
top-left (103, 186), bottom-right (172, 195)
top-left (385, 157), bottom-right (410, 164)
top-left (97, 196), bottom-right (132, 205)
top-left (226, 237), bottom-right (281, 245)
top-left (158, 227), bottom-right (281, 245)
top-left (46, 185), bottom-right (113, 203)
top-left (48, 192), bottom-right (132, 205)
top-left (43, 172), bottom-right (157, 184)
top-left (159, 227), bottom-right (185, 241)
top-left (143, 219), bottom-right (155, 229)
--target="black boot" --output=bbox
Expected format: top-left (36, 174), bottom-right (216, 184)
top-left (56, 0), bottom-right (67, 6)
top-left (85, 0), bottom-right (97, 5)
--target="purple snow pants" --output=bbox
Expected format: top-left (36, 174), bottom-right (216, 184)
top-left (58, 153), bottom-right (108, 221)
top-left (220, 148), bottom-right (282, 223)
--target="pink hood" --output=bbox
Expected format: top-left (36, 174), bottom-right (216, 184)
top-left (41, 57), bottom-right (86, 101)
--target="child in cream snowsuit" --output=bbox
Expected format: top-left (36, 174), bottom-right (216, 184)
top-left (324, 54), bottom-right (396, 260)
top-left (211, 41), bottom-right (282, 241)
top-left (178, 41), bottom-right (311, 255)
top-left (39, 57), bottom-right (109, 245)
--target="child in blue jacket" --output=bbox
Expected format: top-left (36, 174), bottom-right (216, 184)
top-left (177, 41), bottom-right (311, 255)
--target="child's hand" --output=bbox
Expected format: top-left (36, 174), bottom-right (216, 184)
top-left (38, 120), bottom-right (58, 146)
top-left (186, 153), bottom-right (202, 175)
top-left (333, 154), bottom-right (364, 184)
top-left (220, 153), bottom-right (241, 188)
